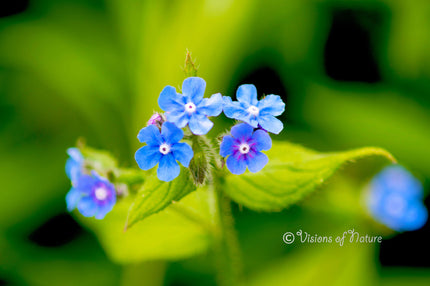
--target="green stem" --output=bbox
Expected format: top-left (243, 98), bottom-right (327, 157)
top-left (209, 173), bottom-right (243, 286)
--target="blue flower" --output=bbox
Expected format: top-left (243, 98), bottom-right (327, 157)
top-left (220, 123), bottom-right (272, 175)
top-left (223, 84), bottom-right (285, 134)
top-left (367, 165), bottom-right (428, 232)
top-left (158, 77), bottom-right (223, 135)
top-left (135, 122), bottom-right (194, 182)
top-left (65, 148), bottom-right (84, 184)
top-left (66, 171), bottom-right (116, 219)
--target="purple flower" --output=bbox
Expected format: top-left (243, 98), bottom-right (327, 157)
top-left (220, 123), bottom-right (272, 175)
top-left (158, 77), bottom-right (223, 135)
top-left (66, 171), bottom-right (116, 219)
top-left (65, 148), bottom-right (84, 184)
top-left (147, 113), bottom-right (165, 127)
top-left (135, 122), bottom-right (194, 182)
top-left (223, 84), bottom-right (285, 134)
top-left (367, 165), bottom-right (428, 232)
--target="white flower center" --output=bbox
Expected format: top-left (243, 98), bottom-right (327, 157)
top-left (247, 105), bottom-right (259, 116)
top-left (185, 102), bottom-right (196, 113)
top-left (159, 143), bottom-right (171, 155)
top-left (94, 187), bottom-right (108, 200)
top-left (239, 143), bottom-right (250, 154)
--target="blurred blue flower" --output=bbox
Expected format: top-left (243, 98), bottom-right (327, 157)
top-left (135, 122), bottom-right (194, 182)
top-left (158, 77), bottom-right (223, 135)
top-left (66, 171), bottom-right (116, 219)
top-left (220, 123), bottom-right (272, 175)
top-left (65, 147), bottom-right (84, 184)
top-left (223, 84), bottom-right (285, 134)
top-left (367, 165), bottom-right (428, 232)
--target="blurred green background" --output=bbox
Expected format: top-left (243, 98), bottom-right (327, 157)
top-left (1, 0), bottom-right (429, 285)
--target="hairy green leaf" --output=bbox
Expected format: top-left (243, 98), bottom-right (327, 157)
top-left (79, 189), bottom-right (211, 264)
top-left (126, 169), bottom-right (196, 229)
top-left (223, 141), bottom-right (396, 211)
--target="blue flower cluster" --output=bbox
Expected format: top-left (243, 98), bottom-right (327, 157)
top-left (65, 148), bottom-right (116, 219)
top-left (135, 77), bottom-right (285, 181)
top-left (366, 165), bottom-right (428, 232)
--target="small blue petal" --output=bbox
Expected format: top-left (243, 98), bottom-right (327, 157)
top-left (66, 188), bottom-right (82, 211)
top-left (257, 94), bottom-right (285, 116)
top-left (166, 110), bottom-right (189, 128)
top-left (223, 96), bottom-right (250, 120)
top-left (172, 142), bottom-right (194, 167)
top-left (67, 148), bottom-right (83, 162)
top-left (157, 154), bottom-right (180, 182)
top-left (226, 155), bottom-right (247, 175)
top-left (374, 165), bottom-right (423, 199)
top-left (75, 175), bottom-right (97, 195)
top-left (65, 148), bottom-right (84, 182)
top-left (231, 123), bottom-right (254, 141)
top-left (182, 77), bottom-right (206, 105)
top-left (236, 84), bottom-right (258, 106)
top-left (258, 115), bottom-right (283, 134)
top-left (161, 122), bottom-right (184, 144)
top-left (198, 93), bottom-right (223, 116)
top-left (251, 130), bottom-right (272, 151)
top-left (247, 152), bottom-right (269, 173)
top-left (95, 199), bottom-right (116, 220)
top-left (401, 202), bottom-right (428, 231)
top-left (189, 113), bottom-right (214, 135)
top-left (137, 125), bottom-right (163, 145)
top-left (77, 196), bottom-right (98, 217)
top-left (135, 145), bottom-right (162, 170)
top-left (220, 136), bottom-right (235, 157)
top-left (158, 85), bottom-right (185, 112)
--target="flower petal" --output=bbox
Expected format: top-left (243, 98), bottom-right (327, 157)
top-left (158, 85), bottom-right (185, 112)
top-left (172, 142), bottom-right (194, 167)
top-left (137, 125), bottom-right (162, 145)
top-left (223, 96), bottom-right (248, 118)
top-left (77, 196), bottom-right (97, 217)
top-left (198, 93), bottom-right (223, 116)
top-left (257, 94), bottom-right (285, 116)
top-left (182, 77), bottom-right (206, 105)
top-left (223, 96), bottom-right (258, 127)
top-left (251, 130), bottom-right (272, 151)
top-left (236, 84), bottom-right (258, 106)
top-left (231, 123), bottom-right (254, 141)
top-left (161, 122), bottom-right (184, 144)
top-left (95, 200), bottom-right (116, 220)
top-left (75, 175), bottom-right (97, 194)
top-left (226, 155), bottom-right (247, 175)
top-left (247, 152), bottom-right (269, 173)
top-left (189, 114), bottom-right (214, 135)
top-left (157, 154), bottom-right (180, 182)
top-left (166, 110), bottom-right (189, 128)
top-left (220, 135), bottom-right (235, 157)
top-left (135, 145), bottom-right (161, 171)
top-left (401, 202), bottom-right (428, 231)
top-left (67, 148), bottom-right (83, 162)
top-left (258, 115), bottom-right (284, 134)
top-left (66, 188), bottom-right (82, 211)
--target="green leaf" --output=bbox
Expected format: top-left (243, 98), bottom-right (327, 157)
top-left (223, 141), bottom-right (396, 212)
top-left (78, 188), bottom-right (212, 264)
top-left (126, 169), bottom-right (197, 229)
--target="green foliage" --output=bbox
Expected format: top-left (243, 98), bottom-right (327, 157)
top-left (79, 188), bottom-right (212, 264)
top-left (126, 169), bottom-right (197, 229)
top-left (222, 141), bottom-right (396, 212)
